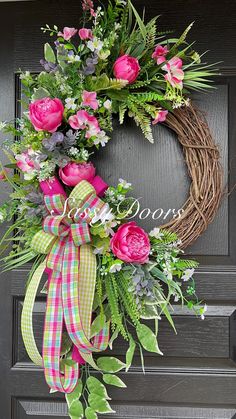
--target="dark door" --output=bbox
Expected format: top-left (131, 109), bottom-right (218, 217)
top-left (1, 0), bottom-right (236, 418)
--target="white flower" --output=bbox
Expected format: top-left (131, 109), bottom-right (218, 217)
top-left (68, 54), bottom-right (80, 63)
top-left (0, 212), bottom-right (4, 221)
top-left (68, 147), bottom-right (79, 158)
top-left (93, 130), bottom-right (109, 147)
top-left (19, 71), bottom-right (31, 81)
top-left (79, 149), bottom-right (89, 161)
top-left (119, 178), bottom-right (132, 189)
top-left (200, 304), bottom-right (207, 320)
top-left (109, 263), bottom-right (122, 273)
top-left (103, 99), bottom-right (112, 110)
top-left (182, 268), bottom-right (195, 282)
top-left (93, 246), bottom-right (105, 255)
top-left (91, 204), bottom-right (116, 225)
top-left (87, 37), bottom-right (103, 52)
top-left (65, 98), bottom-right (77, 111)
top-left (117, 194), bottom-right (125, 201)
top-left (149, 227), bottom-right (164, 239)
top-left (99, 49), bottom-right (110, 60)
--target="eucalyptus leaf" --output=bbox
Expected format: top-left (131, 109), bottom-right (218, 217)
top-left (136, 324), bottom-right (163, 355)
top-left (103, 374), bottom-right (127, 388)
top-left (97, 356), bottom-right (126, 373)
top-left (44, 42), bottom-right (56, 63)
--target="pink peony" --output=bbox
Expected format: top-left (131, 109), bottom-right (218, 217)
top-left (59, 161), bottom-right (96, 187)
top-left (29, 97), bottom-right (64, 133)
top-left (110, 221), bottom-right (150, 264)
top-left (68, 110), bottom-right (100, 138)
top-left (113, 55), bottom-right (140, 84)
top-left (152, 44), bottom-right (169, 65)
top-left (152, 109), bottom-right (168, 125)
top-left (162, 57), bottom-right (184, 89)
top-left (58, 27), bottom-right (77, 41)
top-left (78, 28), bottom-right (93, 40)
top-left (82, 90), bottom-right (99, 110)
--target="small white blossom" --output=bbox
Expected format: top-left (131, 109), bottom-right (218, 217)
top-left (182, 268), bottom-right (195, 282)
top-left (91, 204), bottom-right (115, 225)
top-left (103, 99), bottom-right (112, 110)
top-left (93, 130), bottom-right (109, 147)
top-left (68, 54), bottom-right (80, 63)
top-left (99, 49), bottom-right (110, 60)
top-left (93, 246), bottom-right (105, 255)
top-left (200, 304), bottom-right (207, 320)
top-left (68, 147), bottom-right (80, 158)
top-left (80, 149), bottom-right (89, 161)
top-left (118, 178), bottom-right (132, 189)
top-left (65, 98), bottom-right (77, 111)
top-left (0, 212), bottom-right (4, 221)
top-left (19, 71), bottom-right (31, 81)
top-left (87, 37), bottom-right (103, 52)
top-left (149, 227), bottom-right (164, 239)
top-left (109, 263), bottom-right (122, 273)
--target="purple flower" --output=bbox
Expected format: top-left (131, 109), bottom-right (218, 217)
top-left (40, 59), bottom-right (58, 73)
top-left (83, 54), bottom-right (98, 75)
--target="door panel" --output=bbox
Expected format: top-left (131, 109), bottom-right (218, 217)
top-left (1, 0), bottom-right (236, 418)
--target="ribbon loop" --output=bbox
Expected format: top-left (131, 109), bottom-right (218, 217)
top-left (28, 180), bottom-right (110, 394)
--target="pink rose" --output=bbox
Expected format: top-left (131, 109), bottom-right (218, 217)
top-left (78, 28), bottom-right (93, 40)
top-left (152, 109), bottom-right (168, 125)
top-left (110, 221), bottom-right (150, 264)
top-left (58, 27), bottom-right (77, 41)
top-left (59, 161), bottom-right (96, 187)
top-left (29, 97), bottom-right (64, 133)
top-left (113, 55), bottom-right (140, 84)
top-left (152, 44), bottom-right (169, 65)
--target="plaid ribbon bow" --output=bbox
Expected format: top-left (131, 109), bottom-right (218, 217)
top-left (27, 180), bottom-right (110, 393)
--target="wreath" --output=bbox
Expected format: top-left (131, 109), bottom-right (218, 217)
top-left (0, 1), bottom-right (222, 417)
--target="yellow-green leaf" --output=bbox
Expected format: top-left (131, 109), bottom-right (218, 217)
top-left (136, 324), bottom-right (163, 355)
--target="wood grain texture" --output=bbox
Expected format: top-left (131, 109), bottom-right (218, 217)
top-left (11, 398), bottom-right (236, 419)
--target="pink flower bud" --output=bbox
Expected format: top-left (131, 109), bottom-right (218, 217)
top-left (113, 55), bottom-right (140, 84)
top-left (110, 222), bottom-right (150, 264)
top-left (59, 162), bottom-right (96, 187)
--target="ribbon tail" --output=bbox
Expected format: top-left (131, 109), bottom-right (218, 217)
top-left (43, 270), bottom-right (79, 393)
top-left (21, 260), bottom-right (46, 367)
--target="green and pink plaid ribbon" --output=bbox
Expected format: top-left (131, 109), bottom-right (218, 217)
top-left (22, 180), bottom-right (110, 393)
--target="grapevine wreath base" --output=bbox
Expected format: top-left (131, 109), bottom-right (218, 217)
top-left (164, 104), bottom-right (223, 248)
top-left (0, 0), bottom-right (224, 417)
